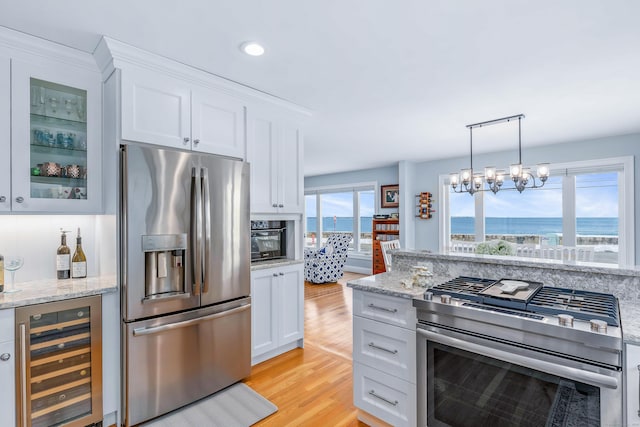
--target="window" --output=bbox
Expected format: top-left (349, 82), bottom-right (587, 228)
top-left (443, 157), bottom-right (633, 265)
top-left (305, 183), bottom-right (376, 254)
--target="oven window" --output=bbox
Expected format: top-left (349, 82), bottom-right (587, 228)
top-left (427, 342), bottom-right (600, 427)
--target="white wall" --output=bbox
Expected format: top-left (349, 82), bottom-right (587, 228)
top-left (0, 214), bottom-right (117, 282)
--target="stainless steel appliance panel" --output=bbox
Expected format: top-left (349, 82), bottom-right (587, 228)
top-left (200, 155), bottom-right (250, 307)
top-left (123, 298), bottom-right (251, 427)
top-left (122, 144), bottom-right (200, 321)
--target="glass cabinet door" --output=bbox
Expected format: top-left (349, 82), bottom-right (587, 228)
top-left (10, 59), bottom-right (101, 213)
top-left (29, 78), bottom-right (88, 201)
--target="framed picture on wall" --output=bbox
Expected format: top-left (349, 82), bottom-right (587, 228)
top-left (381, 184), bottom-right (399, 208)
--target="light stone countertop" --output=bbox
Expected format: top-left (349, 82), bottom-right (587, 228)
top-left (620, 301), bottom-right (640, 344)
top-left (0, 275), bottom-right (117, 309)
top-left (250, 259), bottom-right (304, 271)
top-left (346, 271), bottom-right (427, 299)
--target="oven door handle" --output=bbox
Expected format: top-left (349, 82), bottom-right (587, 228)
top-left (417, 328), bottom-right (619, 390)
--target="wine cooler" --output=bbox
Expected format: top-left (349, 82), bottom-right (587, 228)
top-left (16, 296), bottom-right (103, 427)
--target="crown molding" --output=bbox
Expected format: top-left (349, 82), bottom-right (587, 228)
top-left (0, 26), bottom-right (99, 73)
top-left (94, 36), bottom-right (311, 117)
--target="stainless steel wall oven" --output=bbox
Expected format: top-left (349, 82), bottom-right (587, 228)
top-left (414, 277), bottom-right (623, 427)
top-left (251, 220), bottom-right (287, 262)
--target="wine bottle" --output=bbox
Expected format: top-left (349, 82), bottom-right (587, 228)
top-left (57, 229), bottom-right (71, 279)
top-left (72, 228), bottom-right (87, 278)
top-left (0, 253), bottom-right (4, 292)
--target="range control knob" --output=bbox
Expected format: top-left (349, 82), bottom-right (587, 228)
top-left (558, 314), bottom-right (574, 327)
top-left (590, 319), bottom-right (608, 333)
top-left (424, 292), bottom-right (433, 301)
top-left (440, 294), bottom-right (451, 304)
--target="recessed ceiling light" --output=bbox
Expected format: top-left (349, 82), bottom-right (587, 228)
top-left (240, 41), bottom-right (265, 56)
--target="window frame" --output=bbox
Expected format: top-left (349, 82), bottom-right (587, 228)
top-left (305, 181), bottom-right (377, 256)
top-left (439, 156), bottom-right (634, 266)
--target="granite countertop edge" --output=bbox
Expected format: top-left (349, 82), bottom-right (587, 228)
top-left (0, 275), bottom-right (117, 309)
top-left (620, 301), bottom-right (640, 345)
top-left (251, 259), bottom-right (304, 271)
top-left (396, 250), bottom-right (640, 277)
top-left (346, 272), bottom-right (426, 299)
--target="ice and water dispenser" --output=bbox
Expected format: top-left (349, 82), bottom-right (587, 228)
top-left (142, 234), bottom-right (187, 300)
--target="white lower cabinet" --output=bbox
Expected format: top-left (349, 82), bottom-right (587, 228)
top-left (353, 290), bottom-right (416, 427)
top-left (0, 309), bottom-right (16, 427)
top-left (251, 263), bottom-right (304, 365)
top-left (626, 343), bottom-right (640, 427)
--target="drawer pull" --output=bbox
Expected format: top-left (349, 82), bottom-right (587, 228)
top-left (368, 342), bottom-right (398, 354)
top-left (367, 303), bottom-right (397, 313)
top-left (369, 389), bottom-right (398, 406)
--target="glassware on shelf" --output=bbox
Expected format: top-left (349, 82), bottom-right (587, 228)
top-left (3, 255), bottom-right (24, 293)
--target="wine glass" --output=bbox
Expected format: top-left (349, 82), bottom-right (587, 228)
top-left (3, 256), bottom-right (24, 294)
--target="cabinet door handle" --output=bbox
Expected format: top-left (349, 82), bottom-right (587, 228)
top-left (367, 303), bottom-right (397, 313)
top-left (368, 342), bottom-right (398, 354)
top-left (15, 196), bottom-right (24, 203)
top-left (193, 139), bottom-right (200, 145)
top-left (368, 390), bottom-right (398, 406)
top-left (278, 204), bottom-right (284, 208)
top-left (278, 272), bottom-right (284, 276)
top-left (183, 137), bottom-right (190, 144)
top-left (273, 273), bottom-right (278, 277)
top-left (0, 353), bottom-right (10, 361)
top-left (272, 203), bottom-right (278, 208)
top-left (19, 323), bottom-right (27, 426)
top-left (0, 196), bottom-right (6, 202)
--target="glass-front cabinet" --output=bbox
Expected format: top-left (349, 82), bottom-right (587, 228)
top-left (10, 60), bottom-right (101, 213)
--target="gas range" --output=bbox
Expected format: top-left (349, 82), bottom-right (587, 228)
top-left (414, 276), bottom-right (622, 369)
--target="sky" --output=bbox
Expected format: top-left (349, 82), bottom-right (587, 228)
top-left (451, 172), bottom-right (618, 218)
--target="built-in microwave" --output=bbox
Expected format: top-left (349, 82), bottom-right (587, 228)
top-left (251, 220), bottom-right (287, 262)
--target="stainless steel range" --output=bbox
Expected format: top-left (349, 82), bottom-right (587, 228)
top-left (414, 276), bottom-right (623, 427)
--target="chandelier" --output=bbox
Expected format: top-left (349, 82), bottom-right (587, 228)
top-left (450, 114), bottom-right (549, 195)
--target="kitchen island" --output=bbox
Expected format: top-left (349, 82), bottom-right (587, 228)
top-left (348, 250), bottom-right (640, 427)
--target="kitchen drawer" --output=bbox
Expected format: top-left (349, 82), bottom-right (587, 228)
top-left (0, 308), bottom-right (14, 342)
top-left (353, 362), bottom-right (416, 427)
top-left (353, 316), bottom-right (415, 382)
top-left (353, 290), bottom-right (416, 329)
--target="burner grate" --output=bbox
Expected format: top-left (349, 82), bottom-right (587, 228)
top-left (527, 287), bottom-right (620, 327)
top-left (429, 276), bottom-right (495, 303)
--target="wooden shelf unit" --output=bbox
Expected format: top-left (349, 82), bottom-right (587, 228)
top-left (372, 218), bottom-right (399, 274)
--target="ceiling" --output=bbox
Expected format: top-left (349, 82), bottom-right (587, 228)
top-left (1, 1), bottom-right (639, 177)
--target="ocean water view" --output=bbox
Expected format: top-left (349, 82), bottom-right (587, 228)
top-left (306, 217), bottom-right (619, 236)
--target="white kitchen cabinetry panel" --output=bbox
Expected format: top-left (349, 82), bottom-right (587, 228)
top-left (120, 64), bottom-right (190, 150)
top-left (0, 56), bottom-right (9, 212)
top-left (10, 59), bottom-right (102, 213)
top-left (353, 291), bottom-right (416, 329)
top-left (353, 362), bottom-right (416, 427)
top-left (0, 309), bottom-right (15, 427)
top-left (247, 106), bottom-right (303, 214)
top-left (626, 343), bottom-right (640, 427)
top-left (353, 316), bottom-right (416, 382)
top-left (191, 87), bottom-right (245, 158)
top-left (352, 290), bottom-right (416, 427)
top-left (120, 64), bottom-right (246, 158)
top-left (251, 263), bottom-right (304, 365)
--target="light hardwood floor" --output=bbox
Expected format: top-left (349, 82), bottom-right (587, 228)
top-left (244, 272), bottom-right (368, 426)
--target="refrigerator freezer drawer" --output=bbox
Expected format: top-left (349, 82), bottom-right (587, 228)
top-left (122, 299), bottom-right (251, 427)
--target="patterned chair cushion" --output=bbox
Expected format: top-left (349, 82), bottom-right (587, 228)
top-left (304, 233), bottom-right (353, 284)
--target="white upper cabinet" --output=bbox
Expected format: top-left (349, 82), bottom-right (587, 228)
top-left (120, 63), bottom-right (246, 159)
top-left (247, 105), bottom-right (304, 214)
top-left (0, 56), bottom-right (10, 212)
top-left (5, 55), bottom-right (101, 213)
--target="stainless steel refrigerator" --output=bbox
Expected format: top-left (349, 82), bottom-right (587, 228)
top-left (119, 143), bottom-right (251, 427)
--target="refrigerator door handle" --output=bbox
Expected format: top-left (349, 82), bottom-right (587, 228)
top-left (191, 167), bottom-right (203, 295)
top-left (132, 304), bottom-right (251, 336)
top-left (201, 167), bottom-right (211, 294)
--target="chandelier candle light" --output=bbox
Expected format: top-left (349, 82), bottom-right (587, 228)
top-left (450, 114), bottom-right (550, 195)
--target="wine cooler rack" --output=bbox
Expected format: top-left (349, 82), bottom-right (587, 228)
top-left (16, 296), bottom-right (102, 427)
